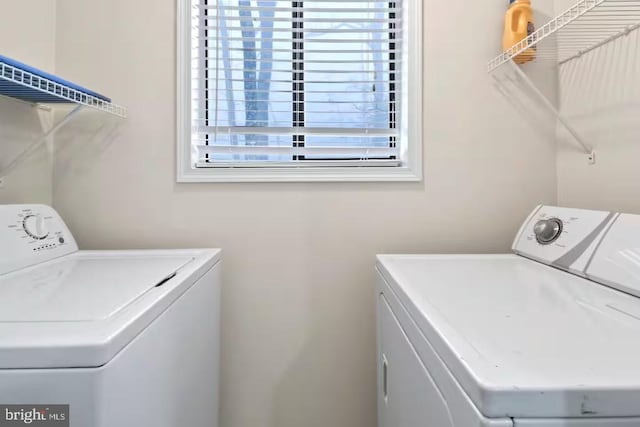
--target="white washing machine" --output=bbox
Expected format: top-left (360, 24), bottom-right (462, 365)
top-left (0, 204), bottom-right (221, 427)
top-left (377, 205), bottom-right (640, 427)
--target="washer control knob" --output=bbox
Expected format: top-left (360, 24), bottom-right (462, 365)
top-left (534, 218), bottom-right (563, 245)
top-left (23, 214), bottom-right (49, 240)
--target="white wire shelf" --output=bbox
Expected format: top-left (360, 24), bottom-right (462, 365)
top-left (488, 0), bottom-right (640, 72)
top-left (0, 60), bottom-right (126, 117)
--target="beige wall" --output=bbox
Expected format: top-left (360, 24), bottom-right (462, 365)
top-left (555, 4), bottom-right (640, 213)
top-left (51, 1), bottom-right (557, 427)
top-left (0, 0), bottom-right (57, 205)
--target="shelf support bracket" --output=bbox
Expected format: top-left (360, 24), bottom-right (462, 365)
top-left (0, 105), bottom-right (84, 178)
top-left (508, 61), bottom-right (595, 162)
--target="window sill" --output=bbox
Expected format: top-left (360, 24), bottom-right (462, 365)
top-left (177, 165), bottom-right (422, 183)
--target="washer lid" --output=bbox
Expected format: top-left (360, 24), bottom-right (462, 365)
top-left (0, 249), bottom-right (221, 369)
top-left (0, 254), bottom-right (193, 322)
top-left (377, 254), bottom-right (640, 419)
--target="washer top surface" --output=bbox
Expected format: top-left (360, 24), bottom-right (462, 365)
top-left (0, 249), bottom-right (221, 369)
top-left (0, 252), bottom-right (194, 322)
top-left (377, 253), bottom-right (640, 418)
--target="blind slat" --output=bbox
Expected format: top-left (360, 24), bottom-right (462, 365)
top-left (196, 6), bottom-right (399, 14)
top-left (197, 68), bottom-right (395, 74)
top-left (194, 48), bottom-right (397, 54)
top-left (195, 59), bottom-right (401, 64)
top-left (194, 36), bottom-right (399, 43)
top-left (198, 26), bottom-right (402, 34)
top-left (197, 145), bottom-right (399, 157)
top-left (200, 16), bottom-right (400, 24)
top-left (192, 78), bottom-right (394, 84)
top-left (196, 160), bottom-right (401, 168)
top-left (194, 110), bottom-right (397, 114)
top-left (192, 89), bottom-right (396, 94)
top-left (192, 126), bottom-right (397, 136)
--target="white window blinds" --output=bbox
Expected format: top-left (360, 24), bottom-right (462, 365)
top-left (190, 0), bottom-right (403, 167)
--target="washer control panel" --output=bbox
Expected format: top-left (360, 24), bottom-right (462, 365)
top-left (513, 205), bottom-right (617, 275)
top-left (0, 205), bottom-right (78, 275)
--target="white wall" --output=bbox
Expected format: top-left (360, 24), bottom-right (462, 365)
top-left (0, 0), bottom-right (57, 205)
top-left (51, 1), bottom-right (557, 427)
top-left (555, 4), bottom-right (640, 213)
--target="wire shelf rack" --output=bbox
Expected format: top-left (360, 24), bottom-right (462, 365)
top-left (0, 61), bottom-right (127, 117)
top-left (488, 0), bottom-right (640, 72)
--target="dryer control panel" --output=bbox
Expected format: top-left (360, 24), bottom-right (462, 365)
top-left (513, 205), bottom-right (617, 276)
top-left (515, 205), bottom-right (640, 299)
top-left (587, 214), bottom-right (640, 299)
top-left (0, 205), bottom-right (78, 275)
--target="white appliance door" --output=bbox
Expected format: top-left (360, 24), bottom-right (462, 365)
top-left (378, 293), bottom-right (455, 427)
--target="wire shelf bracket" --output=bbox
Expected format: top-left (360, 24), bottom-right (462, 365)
top-left (0, 105), bottom-right (84, 178)
top-left (508, 61), bottom-right (595, 162)
top-left (0, 58), bottom-right (127, 180)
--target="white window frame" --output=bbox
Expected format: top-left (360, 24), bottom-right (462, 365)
top-left (176, 0), bottom-right (422, 183)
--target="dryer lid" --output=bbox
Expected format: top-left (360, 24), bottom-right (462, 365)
top-left (0, 253), bottom-right (194, 322)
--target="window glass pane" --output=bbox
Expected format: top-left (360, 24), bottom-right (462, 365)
top-left (304, 1), bottom-right (391, 130)
top-left (208, 0), bottom-right (293, 129)
top-left (194, 0), bottom-right (399, 164)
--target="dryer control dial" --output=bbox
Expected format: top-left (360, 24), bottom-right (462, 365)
top-left (23, 214), bottom-right (49, 240)
top-left (534, 218), bottom-right (563, 245)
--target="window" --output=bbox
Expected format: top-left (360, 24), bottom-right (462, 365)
top-left (177, 0), bottom-right (422, 182)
